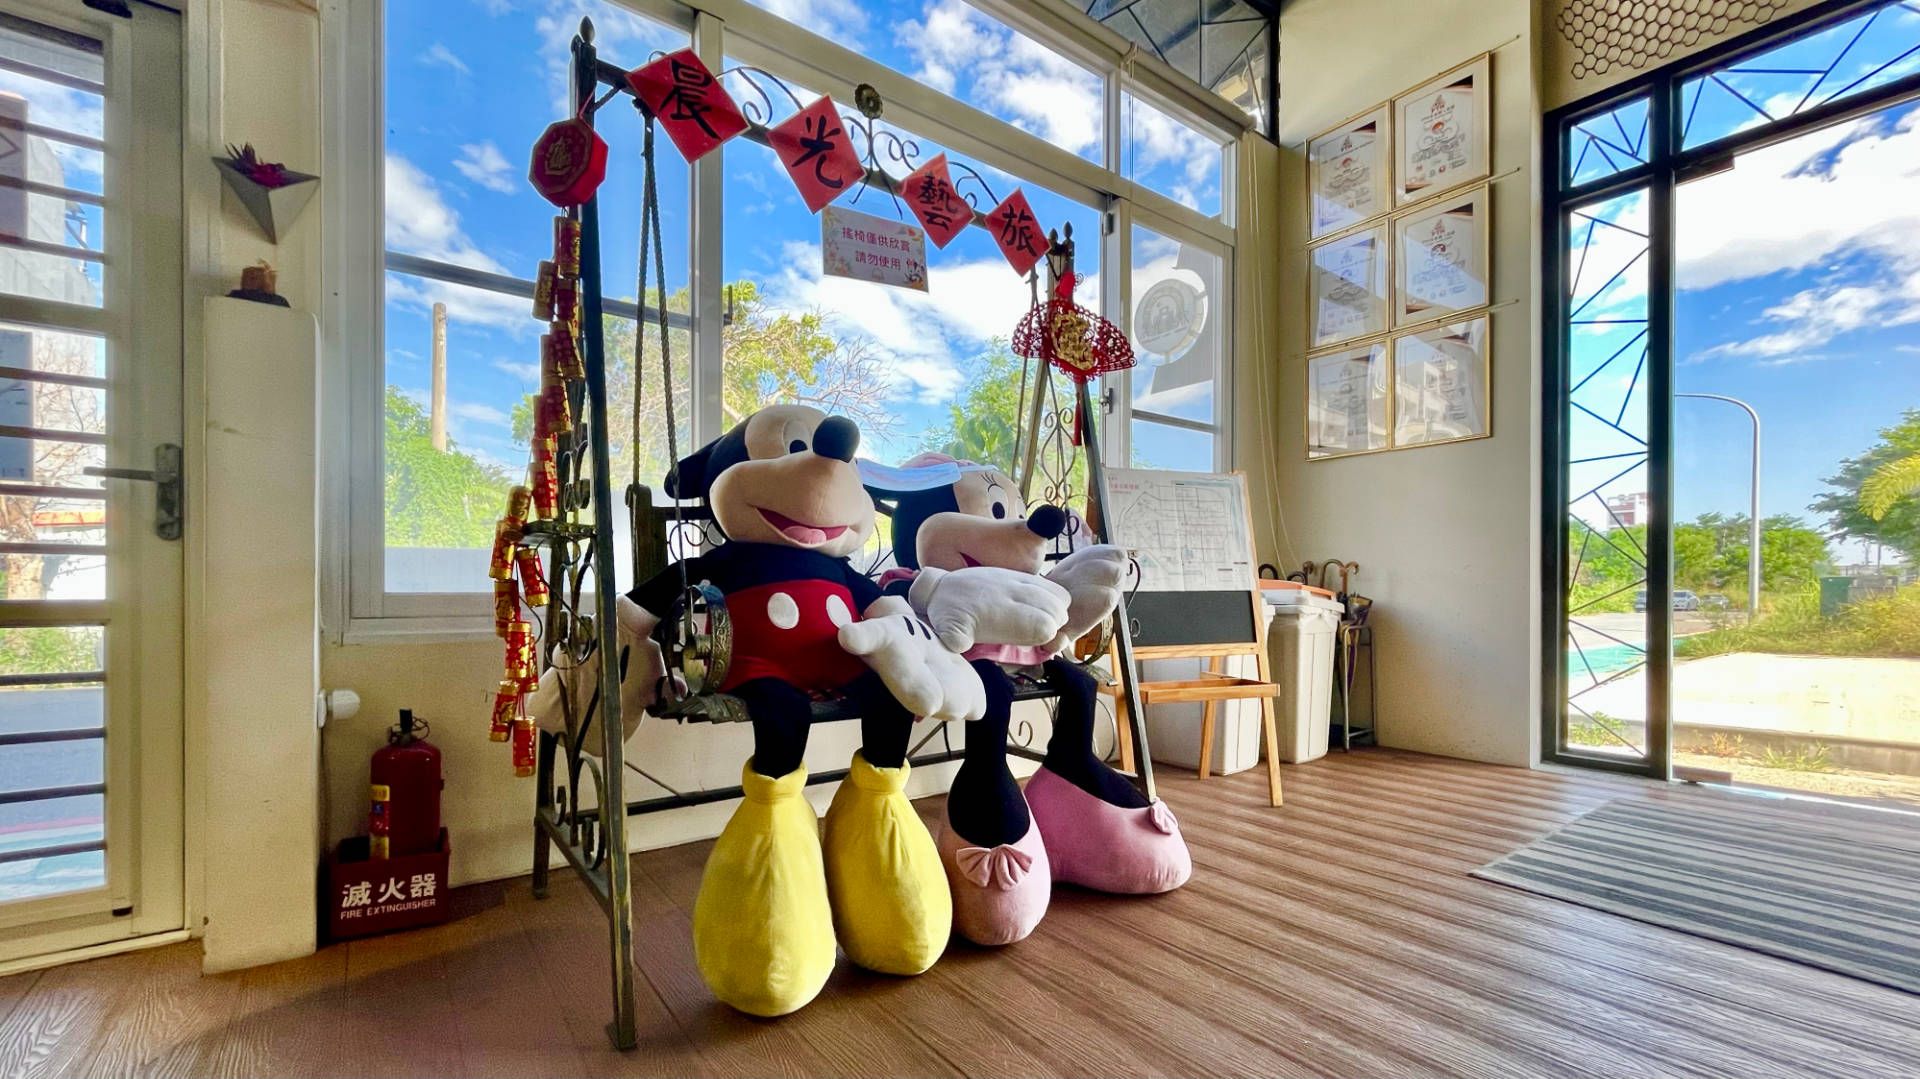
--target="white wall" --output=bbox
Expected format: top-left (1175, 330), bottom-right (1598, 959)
top-left (1266, 0), bottom-right (1543, 767)
top-left (191, 0), bottom-right (325, 971)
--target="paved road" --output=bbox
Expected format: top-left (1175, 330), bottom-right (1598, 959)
top-left (1570, 611), bottom-right (1715, 651)
top-left (0, 687), bottom-right (103, 837)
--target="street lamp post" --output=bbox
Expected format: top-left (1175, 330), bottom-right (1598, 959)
top-left (1678, 393), bottom-right (1761, 622)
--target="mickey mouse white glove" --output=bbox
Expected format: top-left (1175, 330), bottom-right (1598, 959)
top-left (906, 565), bottom-right (1070, 653)
top-left (528, 593), bottom-right (668, 752)
top-left (1044, 544), bottom-right (1128, 655)
top-left (839, 595), bottom-right (988, 722)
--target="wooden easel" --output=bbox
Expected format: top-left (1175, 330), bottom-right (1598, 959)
top-left (1100, 472), bottom-right (1283, 807)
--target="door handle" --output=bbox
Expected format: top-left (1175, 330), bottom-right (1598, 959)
top-left (84, 443), bottom-right (183, 541)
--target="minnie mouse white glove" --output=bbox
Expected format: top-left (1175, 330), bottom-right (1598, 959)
top-left (906, 565), bottom-right (1070, 653)
top-left (1044, 544), bottom-right (1128, 655)
top-left (528, 593), bottom-right (666, 751)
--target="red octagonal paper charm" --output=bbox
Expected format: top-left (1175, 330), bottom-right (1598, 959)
top-left (769, 96), bottom-right (865, 213)
top-left (626, 48), bottom-right (747, 163)
top-left (528, 117), bottom-right (608, 208)
top-left (985, 189), bottom-right (1048, 276)
top-left (900, 153), bottom-right (971, 249)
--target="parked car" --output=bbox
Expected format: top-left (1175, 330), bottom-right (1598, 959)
top-left (1701, 593), bottom-right (1731, 610)
top-left (1632, 589), bottom-right (1701, 612)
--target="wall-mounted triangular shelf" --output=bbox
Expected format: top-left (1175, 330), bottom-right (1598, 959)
top-left (213, 157), bottom-right (319, 243)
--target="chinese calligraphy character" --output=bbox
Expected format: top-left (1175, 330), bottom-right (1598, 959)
top-left (409, 873), bottom-right (437, 899)
top-left (377, 878), bottom-right (406, 903)
top-left (795, 112), bottom-right (845, 190)
top-left (343, 881), bottom-right (372, 908)
top-left (659, 58), bottom-right (722, 137)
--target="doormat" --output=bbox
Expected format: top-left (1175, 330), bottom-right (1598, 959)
top-left (1474, 790), bottom-right (1920, 994)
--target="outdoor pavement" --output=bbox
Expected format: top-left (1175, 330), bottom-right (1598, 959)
top-left (1581, 654), bottom-right (1920, 747)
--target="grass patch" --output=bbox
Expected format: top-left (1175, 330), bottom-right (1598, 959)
top-left (1675, 584), bottom-right (1920, 660)
top-left (1758, 743), bottom-right (1836, 773)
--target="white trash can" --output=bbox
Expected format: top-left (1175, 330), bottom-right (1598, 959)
top-left (1266, 592), bottom-right (1342, 763)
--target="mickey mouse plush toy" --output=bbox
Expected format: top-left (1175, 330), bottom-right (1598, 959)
top-left (620, 406), bottom-right (984, 1017)
top-left (872, 454), bottom-right (1192, 947)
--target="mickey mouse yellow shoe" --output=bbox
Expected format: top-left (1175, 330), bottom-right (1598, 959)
top-left (692, 762), bottom-right (836, 1017)
top-left (821, 753), bottom-right (951, 976)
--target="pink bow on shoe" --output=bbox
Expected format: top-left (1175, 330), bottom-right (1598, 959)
top-left (1147, 801), bottom-right (1180, 835)
top-left (955, 843), bottom-right (1035, 890)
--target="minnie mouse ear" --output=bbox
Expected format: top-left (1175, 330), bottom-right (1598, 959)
top-left (856, 457), bottom-right (963, 496)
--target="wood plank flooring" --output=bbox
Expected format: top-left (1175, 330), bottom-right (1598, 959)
top-left (1, 748), bottom-right (1916, 1078)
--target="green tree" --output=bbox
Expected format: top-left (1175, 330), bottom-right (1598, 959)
top-left (921, 342), bottom-right (1090, 504)
top-left (383, 386), bottom-right (515, 548)
top-left (1811, 409), bottom-right (1920, 560)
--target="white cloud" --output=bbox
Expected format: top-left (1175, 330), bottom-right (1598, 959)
top-left (420, 43), bottom-right (470, 76)
top-left (449, 400), bottom-right (512, 427)
top-left (493, 358), bottom-right (541, 383)
top-left (453, 141), bottom-right (517, 194)
top-left (753, 0), bottom-right (870, 40)
top-left (385, 154), bottom-right (504, 272)
top-left (532, 3), bottom-right (688, 116)
top-left (1673, 106), bottom-right (1920, 361)
top-left (896, 1), bottom-right (1103, 159)
top-left (756, 239), bottom-right (1054, 405)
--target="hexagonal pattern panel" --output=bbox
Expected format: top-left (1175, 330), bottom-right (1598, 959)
top-left (1554, 0), bottom-right (1789, 80)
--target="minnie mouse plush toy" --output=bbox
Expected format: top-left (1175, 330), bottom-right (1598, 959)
top-left (619, 406), bottom-right (984, 1017)
top-left (872, 453), bottom-right (1192, 947)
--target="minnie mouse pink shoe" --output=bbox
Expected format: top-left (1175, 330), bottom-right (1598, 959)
top-left (936, 810), bottom-right (1050, 946)
top-left (1024, 765), bottom-right (1191, 895)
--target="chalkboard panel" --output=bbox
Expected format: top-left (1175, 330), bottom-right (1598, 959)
top-left (1126, 590), bottom-right (1259, 648)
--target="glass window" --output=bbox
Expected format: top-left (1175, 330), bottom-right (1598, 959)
top-left (738, 0), bottom-right (1105, 164)
top-left (1681, 1), bottom-right (1920, 150)
top-left (1567, 95), bottom-right (1650, 187)
top-left (719, 62), bottom-right (1101, 476)
top-left (0, 22), bottom-right (106, 308)
top-left (1123, 91), bottom-right (1225, 217)
top-left (380, 1), bottom-right (689, 595)
top-left (1128, 223), bottom-right (1220, 468)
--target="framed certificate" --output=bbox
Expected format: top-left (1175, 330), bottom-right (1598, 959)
top-left (1394, 186), bottom-right (1489, 326)
top-left (1306, 341), bottom-right (1390, 459)
top-left (1308, 105), bottom-right (1390, 239)
top-left (1393, 316), bottom-right (1490, 448)
top-left (1395, 55), bottom-right (1491, 205)
top-left (1309, 225), bottom-right (1389, 349)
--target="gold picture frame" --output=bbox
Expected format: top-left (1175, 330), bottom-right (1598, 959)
top-left (1394, 54), bottom-right (1492, 207)
top-left (1306, 339), bottom-right (1392, 459)
top-left (1308, 104), bottom-right (1391, 240)
top-left (1392, 315), bottom-right (1492, 449)
top-left (1392, 184), bottom-right (1490, 328)
top-left (1308, 223), bottom-right (1390, 350)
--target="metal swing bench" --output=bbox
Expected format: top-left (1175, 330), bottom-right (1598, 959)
top-left (527, 20), bottom-right (1157, 1051)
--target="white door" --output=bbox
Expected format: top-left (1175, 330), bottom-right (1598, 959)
top-left (0, 0), bottom-right (183, 961)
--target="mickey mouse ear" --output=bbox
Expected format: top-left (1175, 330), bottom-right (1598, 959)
top-left (857, 457), bottom-right (963, 495)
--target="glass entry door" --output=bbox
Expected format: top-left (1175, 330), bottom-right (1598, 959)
top-left (0, 0), bottom-right (184, 960)
top-left (1545, 0), bottom-right (1920, 779)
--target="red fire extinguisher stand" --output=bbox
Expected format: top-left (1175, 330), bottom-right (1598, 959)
top-left (369, 709), bottom-right (442, 859)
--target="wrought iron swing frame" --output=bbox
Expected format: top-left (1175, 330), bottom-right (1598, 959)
top-left (528, 19), bottom-right (1157, 1050)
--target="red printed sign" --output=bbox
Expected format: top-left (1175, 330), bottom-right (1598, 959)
top-left (768, 96), bottom-right (865, 213)
top-left (625, 48), bottom-right (747, 162)
top-left (985, 189), bottom-right (1047, 276)
top-left (527, 118), bottom-right (608, 207)
top-left (900, 153), bottom-right (970, 249)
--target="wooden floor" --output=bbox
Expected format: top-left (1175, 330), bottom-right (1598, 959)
top-left (2, 749), bottom-right (1917, 1078)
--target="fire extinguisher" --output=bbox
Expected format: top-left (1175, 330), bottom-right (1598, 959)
top-left (369, 709), bottom-right (443, 859)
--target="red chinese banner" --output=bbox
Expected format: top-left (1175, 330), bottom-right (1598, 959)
top-left (626, 48), bottom-right (747, 162)
top-left (768, 96), bottom-right (866, 213)
top-left (900, 153), bottom-right (970, 249)
top-left (985, 189), bottom-right (1047, 276)
top-left (527, 118), bottom-right (608, 207)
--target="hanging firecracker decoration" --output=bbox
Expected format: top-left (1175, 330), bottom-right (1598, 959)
top-left (489, 679), bottom-right (519, 743)
top-left (986, 189), bottom-right (1047, 277)
top-left (532, 455), bottom-right (560, 520)
top-left (768, 96), bottom-right (866, 213)
top-left (553, 215), bottom-right (581, 276)
top-left (515, 546), bottom-right (551, 608)
top-left (625, 48), bottom-right (748, 162)
top-left (1012, 271), bottom-right (1135, 445)
top-left (511, 717), bottom-right (536, 777)
top-left (528, 117), bottom-right (609, 207)
top-left (533, 261), bottom-right (557, 320)
top-left (494, 577), bottom-right (520, 638)
top-left (488, 519), bottom-right (518, 581)
top-left (900, 153), bottom-right (971, 249)
top-left (545, 329), bottom-right (585, 381)
top-left (553, 275), bottom-right (579, 326)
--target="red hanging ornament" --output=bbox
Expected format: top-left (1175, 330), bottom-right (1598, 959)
top-left (626, 49), bottom-right (747, 162)
top-left (985, 189), bottom-right (1047, 277)
top-left (489, 680), bottom-right (519, 743)
top-left (768, 96), bottom-right (865, 213)
top-left (900, 153), bottom-right (971, 249)
top-left (1012, 272), bottom-right (1135, 447)
top-left (528, 118), bottom-right (609, 208)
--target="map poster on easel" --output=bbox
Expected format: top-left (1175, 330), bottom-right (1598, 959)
top-left (1105, 469), bottom-right (1256, 593)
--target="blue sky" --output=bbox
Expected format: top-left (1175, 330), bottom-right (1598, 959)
top-left (382, 0), bottom-right (1226, 487)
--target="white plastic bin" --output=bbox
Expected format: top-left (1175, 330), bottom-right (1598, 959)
top-left (1266, 592), bottom-right (1342, 763)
